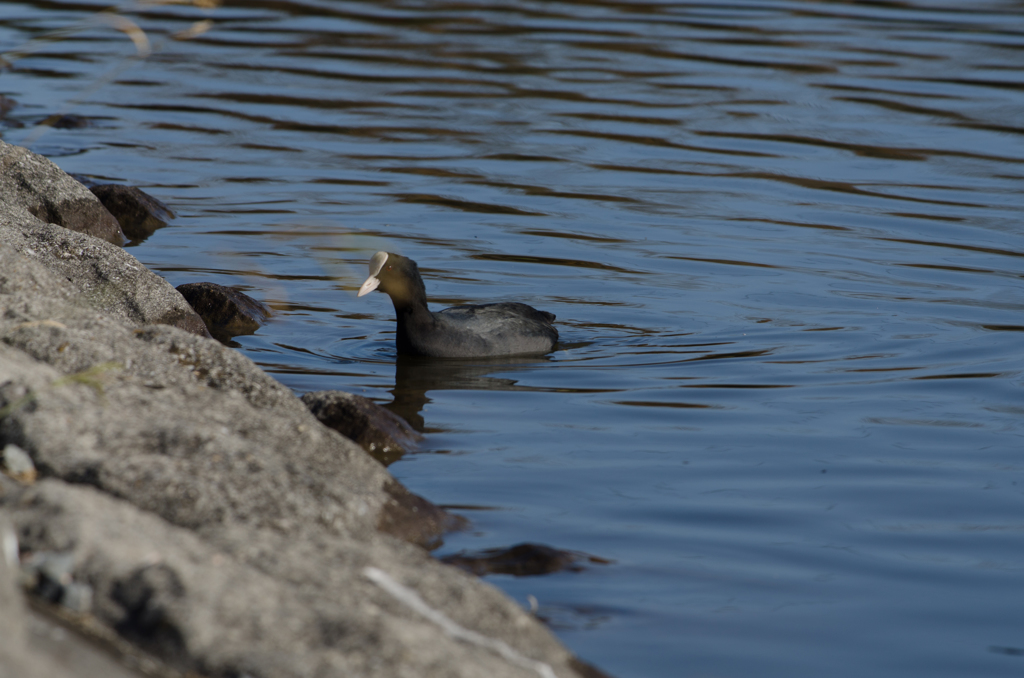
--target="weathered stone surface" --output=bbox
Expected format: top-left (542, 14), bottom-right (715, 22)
top-left (303, 389), bottom-right (422, 464)
top-left (2, 477), bottom-right (581, 678)
top-left (0, 143), bottom-right (600, 678)
top-left (0, 282), bottom-right (389, 539)
top-left (176, 281), bottom-right (269, 343)
top-left (90, 184), bottom-right (175, 242)
top-left (0, 515), bottom-right (82, 678)
top-left (0, 139), bottom-right (124, 245)
top-left (0, 518), bottom-right (28, 673)
top-left (0, 213), bottom-right (209, 338)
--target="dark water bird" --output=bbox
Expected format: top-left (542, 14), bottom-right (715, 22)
top-left (357, 251), bottom-right (558, 358)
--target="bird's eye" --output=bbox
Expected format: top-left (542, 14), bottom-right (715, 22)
top-left (386, 265), bottom-right (392, 271)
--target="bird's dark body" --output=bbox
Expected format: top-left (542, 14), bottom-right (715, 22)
top-left (360, 252), bottom-right (558, 358)
top-left (397, 302), bottom-right (557, 358)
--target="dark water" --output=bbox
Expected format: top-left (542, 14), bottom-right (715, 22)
top-left (4, 1), bottom-right (1024, 676)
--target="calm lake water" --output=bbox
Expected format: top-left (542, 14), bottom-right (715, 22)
top-left (3, 1), bottom-right (1024, 676)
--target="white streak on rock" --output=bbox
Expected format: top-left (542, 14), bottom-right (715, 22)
top-left (2, 527), bottom-right (17, 568)
top-left (363, 566), bottom-right (558, 678)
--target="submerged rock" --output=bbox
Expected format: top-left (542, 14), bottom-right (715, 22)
top-left (44, 113), bottom-right (92, 129)
top-left (377, 478), bottom-right (468, 550)
top-left (176, 281), bottom-right (269, 343)
top-left (442, 543), bottom-right (612, 577)
top-left (0, 95), bottom-right (16, 118)
top-left (90, 184), bottom-right (176, 242)
top-left (302, 390), bottom-right (422, 465)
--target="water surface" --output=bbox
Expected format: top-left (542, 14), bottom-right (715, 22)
top-left (3, 2), bottom-right (1024, 677)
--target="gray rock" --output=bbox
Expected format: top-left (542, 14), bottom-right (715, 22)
top-left (0, 520), bottom-right (23, 639)
top-left (90, 184), bottom-right (175, 242)
top-left (0, 212), bottom-right (210, 338)
top-left (3, 479), bottom-right (581, 678)
top-left (0, 324), bottom-right (390, 539)
top-left (0, 142), bottom-right (601, 678)
top-left (61, 582), bottom-right (94, 613)
top-left (0, 515), bottom-right (83, 678)
top-left (176, 281), bottom-right (269, 343)
top-left (25, 551), bottom-right (75, 589)
top-left (0, 139), bottom-right (124, 245)
top-left (18, 547), bottom-right (97, 614)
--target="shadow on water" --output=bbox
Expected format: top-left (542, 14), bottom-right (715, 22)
top-left (385, 353), bottom-right (558, 433)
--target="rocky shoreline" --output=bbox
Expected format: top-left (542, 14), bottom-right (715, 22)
top-left (0, 139), bottom-right (604, 678)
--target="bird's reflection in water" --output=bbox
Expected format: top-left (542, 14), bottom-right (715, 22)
top-left (383, 354), bottom-right (555, 434)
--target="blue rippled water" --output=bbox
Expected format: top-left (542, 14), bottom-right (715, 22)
top-left (3, 1), bottom-right (1024, 676)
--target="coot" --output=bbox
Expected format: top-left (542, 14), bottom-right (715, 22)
top-left (357, 251), bottom-right (558, 358)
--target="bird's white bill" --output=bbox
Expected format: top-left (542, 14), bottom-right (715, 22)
top-left (357, 275), bottom-right (380, 297)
